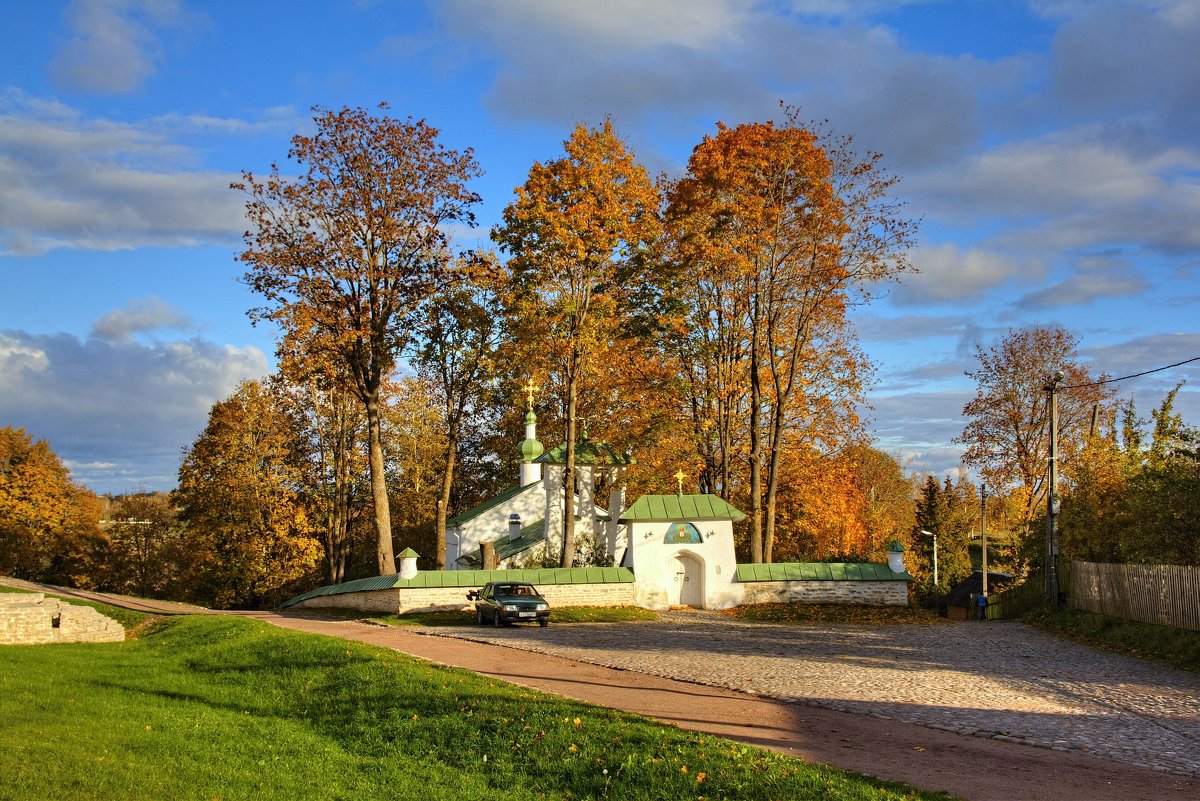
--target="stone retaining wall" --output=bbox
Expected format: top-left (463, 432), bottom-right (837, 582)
top-left (291, 581), bottom-right (637, 615)
top-left (0, 593), bottom-right (125, 645)
top-left (740, 580), bottom-right (908, 607)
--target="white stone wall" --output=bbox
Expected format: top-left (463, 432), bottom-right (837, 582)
top-left (740, 580), bottom-right (909, 607)
top-left (291, 581), bottom-right (637, 615)
top-left (0, 593), bottom-right (126, 645)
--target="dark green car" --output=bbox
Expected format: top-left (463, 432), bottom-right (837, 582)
top-left (467, 582), bottom-right (550, 627)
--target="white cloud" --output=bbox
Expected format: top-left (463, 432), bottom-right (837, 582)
top-left (90, 296), bottom-right (192, 343)
top-left (50, 0), bottom-right (186, 94)
top-left (0, 326), bottom-right (268, 494)
top-left (445, 0), bottom-right (747, 52)
top-left (0, 91), bottom-right (258, 255)
top-left (890, 242), bottom-right (1033, 306)
top-left (864, 389), bottom-right (972, 476)
top-left (1017, 251), bottom-right (1149, 309)
top-left (434, 0), bottom-right (1000, 171)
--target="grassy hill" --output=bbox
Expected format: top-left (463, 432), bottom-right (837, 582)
top-left (0, 613), bottom-right (952, 801)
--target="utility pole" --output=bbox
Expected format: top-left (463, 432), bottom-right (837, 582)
top-left (981, 484), bottom-right (988, 598)
top-left (1045, 371), bottom-right (1063, 607)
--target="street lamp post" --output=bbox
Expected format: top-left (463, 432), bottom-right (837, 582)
top-left (920, 529), bottom-right (938, 589)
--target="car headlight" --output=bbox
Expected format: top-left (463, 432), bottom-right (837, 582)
top-left (502, 604), bottom-right (518, 612)
top-left (536, 603), bottom-right (548, 611)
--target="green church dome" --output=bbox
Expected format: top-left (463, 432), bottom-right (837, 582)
top-left (518, 435), bottom-right (544, 462)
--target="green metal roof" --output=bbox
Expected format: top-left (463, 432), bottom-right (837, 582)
top-left (536, 438), bottom-right (634, 466)
top-left (280, 566), bottom-right (635, 607)
top-left (397, 547), bottom-right (419, 558)
top-left (447, 484), bottom-right (527, 527)
top-left (619, 494), bottom-right (746, 522)
top-left (735, 562), bottom-right (913, 582)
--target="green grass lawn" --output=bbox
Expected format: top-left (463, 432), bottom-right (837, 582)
top-left (0, 615), bottom-right (954, 801)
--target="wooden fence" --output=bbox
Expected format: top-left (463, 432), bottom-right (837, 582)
top-left (1069, 560), bottom-right (1200, 631)
top-left (983, 572), bottom-right (1046, 620)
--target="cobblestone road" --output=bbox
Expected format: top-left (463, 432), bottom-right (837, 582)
top-left (435, 612), bottom-right (1200, 777)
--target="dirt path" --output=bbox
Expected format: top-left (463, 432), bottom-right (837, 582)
top-left (6, 579), bottom-right (1195, 801)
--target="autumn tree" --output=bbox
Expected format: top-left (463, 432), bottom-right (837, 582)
top-left (847, 445), bottom-right (916, 560)
top-left (665, 112), bottom-right (914, 562)
top-left (415, 270), bottom-right (503, 568)
top-left (104, 493), bottom-right (185, 598)
top-left (0, 427), bottom-right (103, 582)
top-left (1061, 385), bottom-right (1200, 566)
top-left (381, 376), bottom-right (447, 566)
top-left (493, 120), bottom-right (661, 567)
top-left (274, 370), bottom-right (368, 585)
top-left (236, 104), bottom-right (482, 576)
top-left (959, 325), bottom-right (1115, 527)
top-left (176, 380), bottom-right (321, 608)
top-left (1057, 425), bottom-right (1128, 563)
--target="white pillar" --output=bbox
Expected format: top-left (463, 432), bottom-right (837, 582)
top-left (543, 464), bottom-right (564, 559)
top-left (606, 467), bottom-right (626, 564)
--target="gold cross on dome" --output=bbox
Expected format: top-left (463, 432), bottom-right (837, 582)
top-left (521, 377), bottom-right (539, 411)
top-left (674, 469), bottom-right (689, 495)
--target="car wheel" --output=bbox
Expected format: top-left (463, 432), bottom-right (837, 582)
top-left (475, 608), bottom-right (484, 625)
top-left (492, 610), bottom-right (502, 628)
top-left (539, 619), bottom-right (548, 628)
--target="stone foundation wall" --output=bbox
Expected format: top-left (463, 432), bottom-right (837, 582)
top-left (291, 581), bottom-right (637, 614)
top-left (740, 580), bottom-right (908, 607)
top-left (0, 593), bottom-right (126, 645)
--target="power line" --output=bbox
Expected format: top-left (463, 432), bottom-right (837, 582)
top-left (1062, 355), bottom-right (1200, 390)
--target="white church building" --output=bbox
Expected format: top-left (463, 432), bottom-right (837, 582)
top-left (283, 387), bottom-right (912, 613)
top-left (442, 390), bottom-right (760, 610)
top-left (446, 399), bottom-right (634, 571)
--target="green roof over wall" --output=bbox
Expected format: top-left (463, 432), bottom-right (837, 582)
top-left (619, 494), bottom-right (746, 522)
top-left (280, 566), bottom-right (635, 608)
top-left (735, 562), bottom-right (913, 582)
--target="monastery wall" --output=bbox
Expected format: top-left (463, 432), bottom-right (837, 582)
top-left (0, 593), bottom-right (126, 645)
top-left (291, 581), bottom-right (637, 615)
top-left (739, 580), bottom-right (909, 607)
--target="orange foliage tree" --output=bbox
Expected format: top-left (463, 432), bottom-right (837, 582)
top-left (493, 120), bottom-right (662, 567)
top-left (0, 427), bottom-right (104, 582)
top-left (664, 111), bottom-right (914, 561)
top-left (176, 381), bottom-right (321, 608)
top-left (235, 104), bottom-right (482, 576)
top-left (415, 268), bottom-right (504, 569)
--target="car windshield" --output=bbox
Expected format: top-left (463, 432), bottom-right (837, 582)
top-left (499, 585), bottom-right (534, 596)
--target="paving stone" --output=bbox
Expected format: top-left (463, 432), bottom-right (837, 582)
top-left (439, 612), bottom-right (1200, 777)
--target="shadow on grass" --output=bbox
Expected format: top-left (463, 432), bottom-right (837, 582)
top-left (82, 615), bottom-right (950, 801)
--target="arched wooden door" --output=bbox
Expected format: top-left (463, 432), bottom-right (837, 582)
top-left (670, 552), bottom-right (704, 608)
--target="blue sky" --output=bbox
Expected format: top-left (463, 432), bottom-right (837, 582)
top-left (1, 0), bottom-right (1198, 495)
